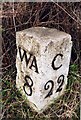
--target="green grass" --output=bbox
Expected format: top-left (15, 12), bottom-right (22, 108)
top-left (1, 64), bottom-right (80, 120)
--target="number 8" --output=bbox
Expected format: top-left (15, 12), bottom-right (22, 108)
top-left (23, 75), bottom-right (33, 96)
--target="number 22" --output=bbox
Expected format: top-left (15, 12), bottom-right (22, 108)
top-left (44, 75), bottom-right (64, 98)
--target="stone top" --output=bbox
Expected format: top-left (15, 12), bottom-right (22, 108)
top-left (16, 27), bottom-right (71, 45)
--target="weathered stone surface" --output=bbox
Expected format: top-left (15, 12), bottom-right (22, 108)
top-left (16, 27), bottom-right (72, 112)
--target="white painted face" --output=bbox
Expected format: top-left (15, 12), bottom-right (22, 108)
top-left (16, 27), bottom-right (72, 113)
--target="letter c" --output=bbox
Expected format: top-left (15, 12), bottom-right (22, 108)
top-left (52, 54), bottom-right (63, 70)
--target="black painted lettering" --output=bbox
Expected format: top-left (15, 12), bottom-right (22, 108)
top-left (23, 75), bottom-right (33, 96)
top-left (29, 56), bottom-right (39, 73)
top-left (44, 80), bottom-right (54, 99)
top-left (18, 46), bottom-right (32, 67)
top-left (52, 54), bottom-right (63, 70)
top-left (56, 75), bottom-right (64, 92)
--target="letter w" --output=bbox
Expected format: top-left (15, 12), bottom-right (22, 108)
top-left (18, 47), bottom-right (32, 67)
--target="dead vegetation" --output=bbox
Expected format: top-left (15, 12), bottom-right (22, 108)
top-left (1, 2), bottom-right (81, 120)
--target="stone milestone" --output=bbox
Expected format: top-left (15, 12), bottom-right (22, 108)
top-left (16, 27), bottom-right (72, 112)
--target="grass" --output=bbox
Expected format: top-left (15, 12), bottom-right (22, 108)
top-left (1, 2), bottom-right (81, 119)
top-left (1, 63), bottom-right (80, 120)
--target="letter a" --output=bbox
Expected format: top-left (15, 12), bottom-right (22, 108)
top-left (29, 56), bottom-right (39, 73)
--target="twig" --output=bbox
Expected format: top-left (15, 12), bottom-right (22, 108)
top-left (51, 1), bottom-right (81, 26)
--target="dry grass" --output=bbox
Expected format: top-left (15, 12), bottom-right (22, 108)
top-left (1, 2), bottom-right (81, 120)
top-left (1, 64), bottom-right (80, 120)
